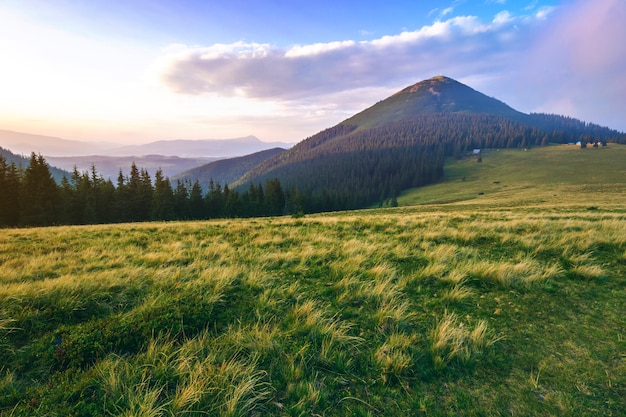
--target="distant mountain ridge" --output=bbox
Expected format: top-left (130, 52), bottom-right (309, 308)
top-left (106, 136), bottom-right (293, 158)
top-left (0, 130), bottom-right (293, 158)
top-left (46, 155), bottom-right (218, 181)
top-left (0, 130), bottom-right (116, 157)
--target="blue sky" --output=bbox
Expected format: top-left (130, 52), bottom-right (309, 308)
top-left (0, 0), bottom-right (624, 144)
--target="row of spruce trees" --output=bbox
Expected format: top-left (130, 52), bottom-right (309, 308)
top-left (0, 153), bottom-right (300, 227)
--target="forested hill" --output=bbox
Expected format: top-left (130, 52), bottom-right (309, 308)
top-left (236, 76), bottom-right (626, 210)
top-left (173, 147), bottom-right (285, 193)
top-left (238, 114), bottom-right (544, 211)
top-left (0, 147), bottom-right (70, 183)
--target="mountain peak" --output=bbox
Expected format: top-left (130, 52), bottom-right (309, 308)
top-left (430, 74), bottom-right (452, 82)
top-left (398, 75), bottom-right (459, 97)
top-left (343, 75), bottom-right (523, 128)
top-left (410, 74), bottom-right (454, 88)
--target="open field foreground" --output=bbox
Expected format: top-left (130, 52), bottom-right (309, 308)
top-left (1, 194), bottom-right (625, 416)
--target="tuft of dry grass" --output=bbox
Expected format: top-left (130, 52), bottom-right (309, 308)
top-left (570, 264), bottom-right (606, 280)
top-left (429, 311), bottom-right (499, 371)
top-left (441, 284), bottom-right (475, 304)
top-left (375, 332), bottom-right (416, 382)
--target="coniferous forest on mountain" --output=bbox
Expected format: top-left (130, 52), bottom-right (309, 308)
top-left (2, 110), bottom-right (625, 227)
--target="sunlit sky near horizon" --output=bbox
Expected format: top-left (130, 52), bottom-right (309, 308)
top-left (0, 0), bottom-right (624, 145)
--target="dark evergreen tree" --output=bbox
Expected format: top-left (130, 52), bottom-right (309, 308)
top-left (0, 156), bottom-right (20, 226)
top-left (152, 169), bottom-right (175, 221)
top-left (114, 169), bottom-right (130, 223)
top-left (173, 180), bottom-right (191, 220)
top-left (88, 164), bottom-right (114, 223)
top-left (223, 185), bottom-right (242, 217)
top-left (265, 178), bottom-right (285, 216)
top-left (126, 163), bottom-right (142, 221)
top-left (66, 167), bottom-right (85, 224)
top-left (20, 153), bottom-right (59, 226)
top-left (98, 178), bottom-right (116, 224)
top-left (283, 186), bottom-right (303, 215)
top-left (244, 183), bottom-right (262, 217)
top-left (80, 168), bottom-right (98, 224)
top-left (138, 169), bottom-right (153, 221)
top-left (205, 179), bottom-right (224, 218)
top-left (189, 180), bottom-right (205, 220)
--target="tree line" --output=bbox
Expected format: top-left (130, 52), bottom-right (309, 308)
top-left (0, 153), bottom-right (296, 227)
top-left (237, 114), bottom-right (573, 210)
top-left (526, 113), bottom-right (626, 144)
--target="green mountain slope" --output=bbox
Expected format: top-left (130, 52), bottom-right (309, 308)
top-left (236, 76), bottom-right (625, 212)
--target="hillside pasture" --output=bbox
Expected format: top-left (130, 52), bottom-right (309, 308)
top-left (1, 184), bottom-right (625, 415)
top-left (399, 144), bottom-right (626, 208)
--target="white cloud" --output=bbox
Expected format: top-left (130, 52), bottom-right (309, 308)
top-left (492, 11), bottom-right (514, 25)
top-left (534, 6), bottom-right (555, 20)
top-left (524, 0), bottom-right (539, 11)
top-left (440, 7), bottom-right (454, 17)
top-left (156, 12), bottom-right (527, 101)
top-left (285, 40), bottom-right (357, 58)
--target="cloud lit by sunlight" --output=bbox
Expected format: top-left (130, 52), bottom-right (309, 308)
top-left (156, 13), bottom-right (525, 100)
top-left (0, 0), bottom-right (624, 144)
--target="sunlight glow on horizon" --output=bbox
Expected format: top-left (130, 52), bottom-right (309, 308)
top-left (0, 0), bottom-right (624, 145)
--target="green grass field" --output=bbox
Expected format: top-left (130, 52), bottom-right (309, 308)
top-left (1, 145), bottom-right (625, 416)
top-left (400, 143), bottom-right (626, 208)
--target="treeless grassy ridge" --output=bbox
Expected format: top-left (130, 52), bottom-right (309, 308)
top-left (1, 145), bottom-right (625, 416)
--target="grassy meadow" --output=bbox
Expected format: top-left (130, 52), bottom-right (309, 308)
top-left (1, 145), bottom-right (625, 416)
top-left (399, 143), bottom-right (626, 208)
